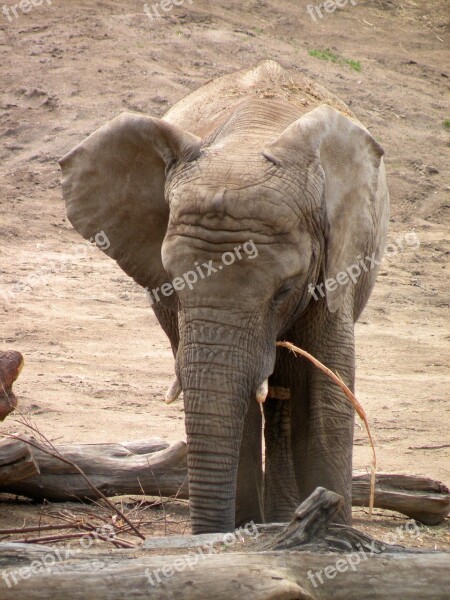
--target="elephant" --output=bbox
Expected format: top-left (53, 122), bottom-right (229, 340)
top-left (59, 60), bottom-right (389, 534)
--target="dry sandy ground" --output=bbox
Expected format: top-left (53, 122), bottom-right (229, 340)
top-left (0, 0), bottom-right (449, 546)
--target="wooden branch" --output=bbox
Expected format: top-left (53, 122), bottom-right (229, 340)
top-left (0, 438), bottom-right (39, 486)
top-left (1, 438), bottom-right (448, 524)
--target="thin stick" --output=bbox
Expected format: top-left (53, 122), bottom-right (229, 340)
top-left (6, 433), bottom-right (145, 540)
top-left (38, 510), bottom-right (147, 546)
top-left (1, 510), bottom-right (137, 548)
top-left (8, 415), bottom-right (145, 540)
top-left (11, 531), bottom-right (135, 548)
top-left (276, 341), bottom-right (377, 516)
top-left (0, 524), bottom-right (76, 535)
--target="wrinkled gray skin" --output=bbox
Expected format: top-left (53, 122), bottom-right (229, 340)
top-left (60, 61), bottom-right (389, 534)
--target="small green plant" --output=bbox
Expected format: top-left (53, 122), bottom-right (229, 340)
top-left (308, 48), bottom-right (361, 72)
top-left (308, 48), bottom-right (339, 63)
top-left (345, 59), bottom-right (361, 72)
top-left (444, 119), bottom-right (450, 129)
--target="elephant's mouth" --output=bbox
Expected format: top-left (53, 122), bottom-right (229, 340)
top-left (164, 375), bottom-right (290, 405)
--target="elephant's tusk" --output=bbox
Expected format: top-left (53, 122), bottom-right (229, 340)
top-left (256, 379), bottom-right (269, 404)
top-left (164, 378), bottom-right (182, 404)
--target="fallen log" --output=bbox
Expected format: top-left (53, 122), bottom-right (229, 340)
top-left (0, 438), bottom-right (188, 501)
top-left (0, 488), bottom-right (449, 600)
top-left (0, 438), bottom-right (39, 486)
top-left (1, 438), bottom-right (448, 524)
top-left (1, 545), bottom-right (448, 600)
top-left (352, 472), bottom-right (450, 525)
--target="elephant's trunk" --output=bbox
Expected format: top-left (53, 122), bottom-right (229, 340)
top-left (184, 393), bottom-right (244, 532)
top-left (179, 323), bottom-right (257, 534)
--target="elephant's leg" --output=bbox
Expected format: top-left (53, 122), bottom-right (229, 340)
top-left (289, 305), bottom-right (355, 525)
top-left (263, 388), bottom-right (299, 522)
top-left (235, 399), bottom-right (264, 527)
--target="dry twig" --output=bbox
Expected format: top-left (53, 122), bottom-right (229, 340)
top-left (6, 416), bottom-right (145, 540)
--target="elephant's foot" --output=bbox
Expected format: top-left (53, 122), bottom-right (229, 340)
top-left (235, 503), bottom-right (263, 529)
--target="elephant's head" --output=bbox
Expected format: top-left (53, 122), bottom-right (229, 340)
top-left (60, 105), bottom-right (384, 533)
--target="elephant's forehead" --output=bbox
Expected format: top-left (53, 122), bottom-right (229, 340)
top-left (168, 176), bottom-right (307, 238)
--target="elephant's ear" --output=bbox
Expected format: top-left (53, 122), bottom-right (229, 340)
top-left (59, 112), bottom-right (201, 309)
top-left (264, 104), bottom-right (384, 313)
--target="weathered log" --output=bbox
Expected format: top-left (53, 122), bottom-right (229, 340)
top-left (352, 472), bottom-right (450, 525)
top-left (1, 438), bottom-right (448, 524)
top-left (256, 486), bottom-right (343, 551)
top-left (0, 545), bottom-right (448, 600)
top-left (255, 488), bottom-right (411, 555)
top-left (0, 438), bottom-right (39, 486)
top-left (0, 438), bottom-right (188, 501)
top-left (0, 488), bottom-right (449, 599)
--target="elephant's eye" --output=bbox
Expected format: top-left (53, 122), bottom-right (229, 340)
top-left (165, 157), bottom-right (178, 176)
top-left (271, 280), bottom-right (295, 307)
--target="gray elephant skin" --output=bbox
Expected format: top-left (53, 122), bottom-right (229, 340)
top-left (59, 60), bottom-right (389, 534)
